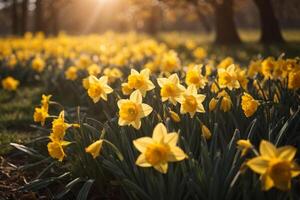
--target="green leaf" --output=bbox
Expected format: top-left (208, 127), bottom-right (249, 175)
top-left (76, 179), bottom-right (95, 200)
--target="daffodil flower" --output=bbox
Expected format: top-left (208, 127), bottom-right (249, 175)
top-left (127, 68), bottom-right (155, 96)
top-left (246, 140), bottom-right (300, 191)
top-left (178, 85), bottom-right (205, 118)
top-left (133, 123), bottom-right (188, 174)
top-left (87, 75), bottom-right (113, 103)
top-left (157, 73), bottom-right (185, 105)
top-left (118, 90), bottom-right (153, 129)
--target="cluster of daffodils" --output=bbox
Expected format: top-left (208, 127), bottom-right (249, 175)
top-left (2, 32), bottom-right (299, 194)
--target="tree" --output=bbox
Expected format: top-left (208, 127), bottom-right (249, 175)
top-left (253, 0), bottom-right (284, 44)
top-left (213, 0), bottom-right (241, 44)
top-left (160, 0), bottom-right (241, 44)
top-left (21, 0), bottom-right (28, 34)
top-left (11, 0), bottom-right (18, 35)
top-left (35, 0), bottom-right (45, 33)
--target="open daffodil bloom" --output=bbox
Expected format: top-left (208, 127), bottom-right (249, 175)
top-left (118, 90), bottom-right (153, 129)
top-left (246, 140), bottom-right (300, 191)
top-left (157, 73), bottom-right (185, 105)
top-left (87, 75), bottom-right (113, 103)
top-left (178, 85), bottom-right (206, 118)
top-left (127, 68), bottom-right (155, 96)
top-left (133, 123), bottom-right (188, 173)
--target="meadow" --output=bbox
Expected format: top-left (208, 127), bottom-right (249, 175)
top-left (0, 31), bottom-right (300, 199)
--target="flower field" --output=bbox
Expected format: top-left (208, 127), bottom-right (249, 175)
top-left (0, 32), bottom-right (300, 199)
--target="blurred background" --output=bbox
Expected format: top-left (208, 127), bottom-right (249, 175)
top-left (0, 0), bottom-right (299, 44)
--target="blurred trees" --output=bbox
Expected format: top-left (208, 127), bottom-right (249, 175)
top-left (0, 0), bottom-right (299, 43)
top-left (253, 0), bottom-right (284, 44)
top-left (161, 0), bottom-right (241, 44)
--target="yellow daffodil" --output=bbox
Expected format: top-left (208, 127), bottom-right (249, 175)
top-left (169, 110), bottom-right (181, 122)
top-left (157, 73), bottom-right (185, 105)
top-left (1, 76), bottom-right (19, 91)
top-left (185, 65), bottom-right (207, 89)
top-left (218, 64), bottom-right (240, 90)
top-left (209, 97), bottom-right (218, 111)
top-left (193, 47), bottom-right (207, 60)
top-left (87, 75), bottom-right (113, 103)
top-left (201, 124), bottom-right (211, 140)
top-left (133, 123), bottom-right (188, 173)
top-left (32, 56), bottom-right (45, 72)
top-left (33, 106), bottom-right (49, 126)
top-left (261, 57), bottom-right (276, 79)
top-left (127, 68), bottom-right (155, 96)
top-left (47, 139), bottom-right (71, 162)
top-left (118, 90), bottom-right (153, 129)
top-left (218, 57), bottom-right (234, 69)
top-left (51, 111), bottom-right (71, 141)
top-left (241, 92), bottom-right (260, 117)
top-left (41, 94), bottom-right (51, 111)
top-left (210, 90), bottom-right (232, 112)
top-left (178, 85), bottom-right (205, 118)
top-left (103, 68), bottom-right (123, 83)
top-left (247, 140), bottom-right (300, 191)
top-left (288, 71), bottom-right (300, 90)
top-left (87, 64), bottom-right (101, 76)
top-left (237, 139), bottom-right (253, 156)
top-left (85, 139), bottom-right (104, 159)
top-left (65, 66), bottom-right (78, 80)
top-left (160, 50), bottom-right (180, 73)
top-left (218, 90), bottom-right (232, 112)
top-left (121, 82), bottom-right (134, 95)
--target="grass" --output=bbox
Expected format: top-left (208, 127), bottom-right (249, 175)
top-left (0, 86), bottom-right (43, 155)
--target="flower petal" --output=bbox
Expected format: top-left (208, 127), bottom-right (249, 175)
top-left (141, 104), bottom-right (153, 117)
top-left (260, 173), bottom-right (274, 191)
top-left (164, 132), bottom-right (178, 146)
top-left (153, 123), bottom-right (167, 142)
top-left (168, 146), bottom-right (188, 161)
top-left (130, 90), bottom-right (142, 104)
top-left (259, 140), bottom-right (277, 159)
top-left (153, 162), bottom-right (168, 174)
top-left (136, 154), bottom-right (152, 167)
top-left (277, 146), bottom-right (297, 162)
top-left (133, 137), bottom-right (153, 152)
top-left (246, 156), bottom-right (269, 174)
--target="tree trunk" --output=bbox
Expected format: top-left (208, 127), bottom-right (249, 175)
top-left (253, 0), bottom-right (284, 44)
top-left (21, 0), bottom-right (28, 35)
top-left (214, 0), bottom-right (241, 44)
top-left (35, 0), bottom-right (44, 33)
top-left (50, 2), bottom-right (59, 35)
top-left (11, 0), bottom-right (19, 35)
